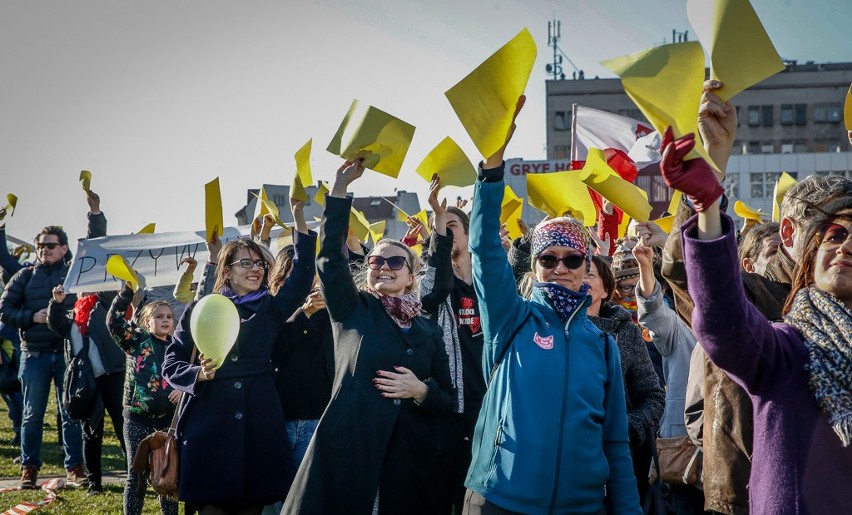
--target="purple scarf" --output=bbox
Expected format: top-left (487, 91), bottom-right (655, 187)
top-left (367, 289), bottom-right (422, 328)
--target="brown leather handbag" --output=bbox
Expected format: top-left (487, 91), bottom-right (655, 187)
top-left (656, 435), bottom-right (702, 486)
top-left (131, 347), bottom-right (196, 498)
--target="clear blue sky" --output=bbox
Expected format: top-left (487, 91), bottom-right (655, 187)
top-left (1, 0), bottom-right (849, 244)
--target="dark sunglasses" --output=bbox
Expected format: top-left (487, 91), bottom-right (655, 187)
top-left (536, 254), bottom-right (585, 270)
top-left (819, 223), bottom-right (852, 247)
top-left (367, 255), bottom-right (409, 271)
top-left (228, 258), bottom-right (268, 270)
top-left (36, 242), bottom-right (61, 250)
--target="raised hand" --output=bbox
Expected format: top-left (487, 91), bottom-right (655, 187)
top-left (290, 198), bottom-right (308, 235)
top-left (52, 285), bottom-right (66, 303)
top-left (632, 241), bottom-right (654, 268)
top-left (428, 174), bottom-right (448, 236)
top-left (331, 159), bottom-right (366, 198)
top-left (698, 80), bottom-right (737, 155)
top-left (484, 95), bottom-right (526, 167)
top-left (659, 127), bottom-right (724, 213)
top-left (633, 221), bottom-right (667, 248)
top-left (206, 233), bottom-right (222, 264)
top-left (86, 190), bottom-right (101, 215)
top-left (180, 256), bottom-right (198, 275)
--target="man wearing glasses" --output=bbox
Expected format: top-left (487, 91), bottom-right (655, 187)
top-left (0, 226), bottom-right (84, 489)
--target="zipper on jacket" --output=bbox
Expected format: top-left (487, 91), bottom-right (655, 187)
top-left (548, 306), bottom-right (582, 513)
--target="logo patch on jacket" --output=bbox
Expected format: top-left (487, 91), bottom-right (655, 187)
top-left (533, 332), bottom-right (553, 350)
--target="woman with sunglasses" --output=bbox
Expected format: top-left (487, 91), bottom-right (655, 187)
top-left (662, 126), bottom-right (852, 513)
top-left (283, 159), bottom-right (454, 515)
top-left (462, 98), bottom-right (640, 515)
top-left (163, 198), bottom-right (316, 515)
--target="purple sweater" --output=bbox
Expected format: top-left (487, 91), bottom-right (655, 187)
top-left (682, 214), bottom-right (852, 514)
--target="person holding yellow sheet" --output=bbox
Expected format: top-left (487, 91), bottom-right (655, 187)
top-left (463, 97), bottom-right (640, 514)
top-left (163, 197), bottom-right (316, 515)
top-left (283, 158), bottom-right (454, 515)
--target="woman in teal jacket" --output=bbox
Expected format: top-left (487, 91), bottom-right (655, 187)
top-left (463, 109), bottom-right (640, 515)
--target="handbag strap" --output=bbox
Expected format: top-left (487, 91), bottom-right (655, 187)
top-left (167, 345), bottom-right (198, 434)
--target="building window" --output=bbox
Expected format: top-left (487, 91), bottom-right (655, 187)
top-left (731, 140), bottom-right (743, 155)
top-left (795, 104), bottom-right (807, 125)
top-left (370, 199), bottom-right (381, 207)
top-left (725, 173), bottom-right (739, 200)
top-left (747, 106), bottom-right (761, 126)
top-left (554, 111), bottom-right (570, 131)
top-left (746, 141), bottom-right (761, 155)
top-left (761, 142), bottom-right (775, 154)
top-left (761, 105), bottom-right (774, 126)
top-left (750, 172), bottom-right (780, 199)
top-left (272, 195), bottom-right (287, 207)
top-left (794, 139), bottom-right (808, 153)
top-left (553, 145), bottom-right (569, 159)
top-left (814, 104), bottom-right (842, 123)
top-left (781, 105), bottom-right (794, 125)
top-left (815, 138), bottom-right (842, 152)
top-left (781, 141), bottom-right (793, 154)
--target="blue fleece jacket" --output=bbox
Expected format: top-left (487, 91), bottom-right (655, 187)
top-left (465, 169), bottom-right (640, 515)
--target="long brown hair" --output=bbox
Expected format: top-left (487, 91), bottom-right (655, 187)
top-left (269, 245), bottom-right (295, 295)
top-left (212, 238), bottom-right (273, 293)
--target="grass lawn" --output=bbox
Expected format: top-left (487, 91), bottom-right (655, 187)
top-left (0, 385), bottom-right (182, 513)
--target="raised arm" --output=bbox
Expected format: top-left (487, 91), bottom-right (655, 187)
top-left (318, 160), bottom-right (366, 321)
top-left (420, 174), bottom-right (455, 315)
top-left (172, 257), bottom-right (198, 304)
top-left (106, 283), bottom-right (147, 355)
top-left (271, 222), bottom-right (317, 321)
top-left (86, 190), bottom-right (107, 239)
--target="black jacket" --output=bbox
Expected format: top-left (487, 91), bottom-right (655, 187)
top-left (0, 260), bottom-right (75, 352)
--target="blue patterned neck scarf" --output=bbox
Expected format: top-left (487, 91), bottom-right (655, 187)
top-left (534, 282), bottom-right (589, 322)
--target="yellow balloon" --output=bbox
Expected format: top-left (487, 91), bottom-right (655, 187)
top-left (190, 294), bottom-right (240, 369)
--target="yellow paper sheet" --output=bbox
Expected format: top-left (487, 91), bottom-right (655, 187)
top-left (326, 100), bottom-right (416, 178)
top-left (292, 139), bottom-right (313, 202)
top-left (618, 213), bottom-right (632, 239)
top-left (500, 186), bottom-right (524, 240)
top-left (601, 42), bottom-right (715, 168)
top-left (313, 181), bottom-right (330, 207)
top-left (687, 0), bottom-right (784, 101)
top-left (205, 178), bottom-right (224, 241)
top-left (526, 171), bottom-right (597, 226)
top-left (772, 172), bottom-right (797, 221)
top-left (844, 84), bottom-right (852, 131)
top-left (577, 148), bottom-right (652, 222)
top-left (399, 209), bottom-right (430, 230)
top-left (445, 28), bottom-right (537, 159)
top-left (79, 170), bottom-right (92, 192)
top-left (667, 190), bottom-right (683, 216)
top-left (106, 255), bottom-right (144, 293)
top-left (349, 208), bottom-right (371, 243)
top-left (4, 193), bottom-right (17, 215)
top-left (415, 137), bottom-right (477, 187)
top-left (135, 223), bottom-right (156, 234)
top-left (369, 220), bottom-right (387, 245)
top-left (652, 215), bottom-right (675, 234)
top-left (252, 191), bottom-right (284, 227)
top-left (734, 200), bottom-right (766, 222)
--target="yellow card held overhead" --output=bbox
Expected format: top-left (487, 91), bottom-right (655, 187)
top-left (369, 220), bottom-right (386, 245)
top-left (292, 139), bottom-right (313, 202)
top-left (601, 42), bottom-right (715, 168)
top-left (445, 28), bottom-right (537, 159)
top-left (734, 200), bottom-right (765, 222)
top-left (4, 193), bottom-right (17, 215)
top-left (501, 186), bottom-right (524, 240)
top-left (844, 83), bottom-right (852, 131)
top-left (687, 0), bottom-right (784, 101)
top-left (772, 172), bottom-right (797, 221)
top-left (252, 191), bottom-right (284, 227)
top-left (349, 208), bottom-right (371, 243)
top-left (205, 178), bottom-right (224, 241)
top-left (106, 255), bottom-right (144, 293)
top-left (327, 100), bottom-right (416, 178)
top-left (577, 148), bottom-right (652, 222)
top-left (313, 181), bottom-right (330, 207)
top-left (526, 171), bottom-right (597, 226)
top-left (652, 215), bottom-right (675, 234)
top-left (415, 137), bottom-right (477, 187)
top-left (79, 170), bottom-right (92, 192)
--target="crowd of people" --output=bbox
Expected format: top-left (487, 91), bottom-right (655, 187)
top-left (0, 77), bottom-right (851, 515)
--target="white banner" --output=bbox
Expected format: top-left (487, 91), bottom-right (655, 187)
top-left (63, 225), bottom-right (291, 294)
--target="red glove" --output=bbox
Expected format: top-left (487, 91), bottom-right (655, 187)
top-left (659, 127), bottom-right (724, 212)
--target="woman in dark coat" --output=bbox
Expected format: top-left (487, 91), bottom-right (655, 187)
top-left (163, 199), bottom-right (316, 515)
top-left (283, 159), bottom-right (454, 515)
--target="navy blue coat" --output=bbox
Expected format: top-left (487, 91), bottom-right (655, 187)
top-left (163, 230), bottom-right (316, 504)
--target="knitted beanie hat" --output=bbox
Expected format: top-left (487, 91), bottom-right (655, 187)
top-left (611, 245), bottom-right (640, 281)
